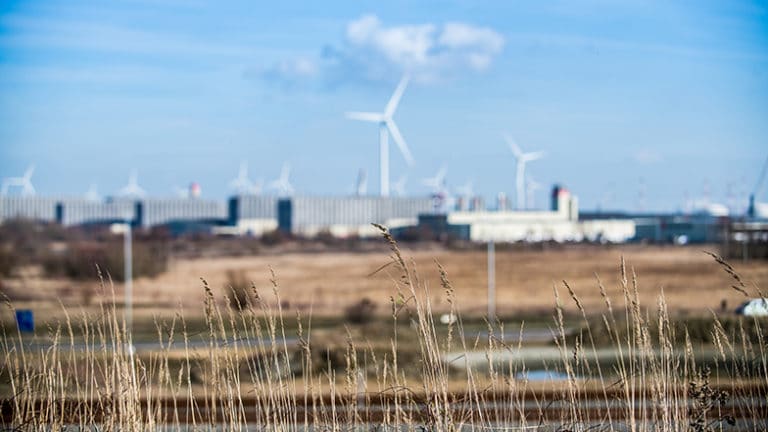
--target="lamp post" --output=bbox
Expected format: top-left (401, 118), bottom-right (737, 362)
top-left (123, 218), bottom-right (133, 343)
top-left (487, 240), bottom-right (496, 321)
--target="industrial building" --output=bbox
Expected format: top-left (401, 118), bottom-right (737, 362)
top-left (0, 196), bottom-right (58, 223)
top-left (276, 196), bottom-right (435, 237)
top-left (56, 199), bottom-right (135, 226)
top-left (225, 195), bottom-right (278, 235)
top-left (1, 188), bottom-right (638, 243)
top-left (581, 211), bottom-right (729, 244)
top-left (400, 186), bottom-right (636, 243)
top-left (137, 198), bottom-right (226, 228)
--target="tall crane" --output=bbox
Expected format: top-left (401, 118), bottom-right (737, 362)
top-left (748, 155), bottom-right (768, 219)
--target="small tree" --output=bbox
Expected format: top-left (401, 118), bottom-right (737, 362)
top-left (344, 297), bottom-right (377, 324)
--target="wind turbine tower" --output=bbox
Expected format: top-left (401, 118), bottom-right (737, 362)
top-left (346, 75), bottom-right (415, 197)
top-left (505, 136), bottom-right (544, 210)
top-left (355, 169), bottom-right (368, 196)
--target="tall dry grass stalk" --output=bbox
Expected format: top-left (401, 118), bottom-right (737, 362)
top-left (1, 230), bottom-right (766, 431)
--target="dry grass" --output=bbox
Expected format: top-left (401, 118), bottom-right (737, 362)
top-left (1, 232), bottom-right (767, 430)
top-left (3, 244), bottom-right (765, 320)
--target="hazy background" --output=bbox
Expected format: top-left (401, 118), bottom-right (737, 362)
top-left (1, 0), bottom-right (766, 212)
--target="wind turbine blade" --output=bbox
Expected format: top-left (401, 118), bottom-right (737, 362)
top-left (346, 111), bottom-right (383, 122)
top-left (437, 167), bottom-right (447, 182)
top-left (505, 136), bottom-right (523, 158)
top-left (24, 165), bottom-right (35, 180)
top-left (386, 119), bottom-right (414, 166)
top-left (523, 151), bottom-right (545, 162)
top-left (384, 74), bottom-right (410, 117)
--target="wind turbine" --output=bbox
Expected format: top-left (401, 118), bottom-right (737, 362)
top-left (173, 185), bottom-right (189, 199)
top-left (268, 163), bottom-right (294, 197)
top-left (229, 161), bottom-right (257, 195)
top-left (346, 75), bottom-right (415, 197)
top-left (354, 169), bottom-right (367, 196)
top-left (456, 180), bottom-right (474, 197)
top-left (422, 166), bottom-right (447, 193)
top-left (118, 170), bottom-right (146, 198)
top-left (392, 175), bottom-right (408, 197)
top-left (505, 136), bottom-right (544, 210)
top-left (455, 180), bottom-right (474, 211)
top-left (1, 165), bottom-right (36, 196)
top-left (85, 183), bottom-right (100, 201)
top-left (525, 176), bottom-right (542, 209)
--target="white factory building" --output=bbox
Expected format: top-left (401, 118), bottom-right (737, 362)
top-left (415, 186), bottom-right (636, 243)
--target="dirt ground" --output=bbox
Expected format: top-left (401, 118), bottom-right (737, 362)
top-left (4, 244), bottom-right (766, 319)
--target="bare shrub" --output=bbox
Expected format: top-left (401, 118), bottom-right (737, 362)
top-left (226, 269), bottom-right (250, 311)
top-left (344, 297), bottom-right (377, 324)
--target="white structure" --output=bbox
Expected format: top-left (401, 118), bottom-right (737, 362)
top-left (422, 166), bottom-right (447, 194)
top-left (1, 165), bottom-right (36, 196)
top-left (118, 171), bottom-right (146, 198)
top-left (346, 75), bottom-right (415, 197)
top-left (268, 163), bottom-right (294, 197)
top-left (506, 136), bottom-right (544, 210)
top-left (354, 169), bottom-right (367, 196)
top-left (448, 186), bottom-right (635, 243)
top-left (392, 175), bottom-right (408, 197)
top-left (229, 161), bottom-right (260, 195)
top-left (85, 184), bottom-right (100, 201)
top-left (525, 176), bottom-right (542, 209)
top-left (279, 196), bottom-right (433, 238)
top-left (736, 298), bottom-right (768, 316)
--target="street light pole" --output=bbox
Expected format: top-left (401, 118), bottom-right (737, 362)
top-left (124, 220), bottom-right (133, 338)
top-left (487, 240), bottom-right (496, 321)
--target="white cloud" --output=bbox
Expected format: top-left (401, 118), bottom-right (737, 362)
top-left (264, 15), bottom-right (505, 86)
top-left (346, 14), bottom-right (437, 66)
top-left (440, 22), bottom-right (505, 52)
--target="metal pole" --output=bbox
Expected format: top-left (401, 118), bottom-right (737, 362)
top-left (488, 240), bottom-right (496, 321)
top-left (124, 221), bottom-right (133, 337)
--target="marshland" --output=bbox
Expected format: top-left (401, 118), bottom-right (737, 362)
top-left (2, 225), bottom-right (767, 431)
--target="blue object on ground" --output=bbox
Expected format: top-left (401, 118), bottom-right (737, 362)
top-left (16, 310), bottom-right (34, 332)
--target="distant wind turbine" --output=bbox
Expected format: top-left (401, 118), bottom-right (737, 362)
top-left (355, 169), bottom-right (367, 196)
top-left (173, 185), bottom-right (189, 199)
top-left (229, 161), bottom-right (258, 195)
top-left (525, 176), bottom-right (542, 209)
top-left (1, 165), bottom-right (36, 196)
top-left (268, 163), bottom-right (294, 197)
top-left (118, 170), bottom-right (146, 198)
top-left (505, 135), bottom-right (544, 210)
top-left (346, 75), bottom-right (415, 197)
top-left (85, 183), bottom-right (100, 201)
top-left (392, 175), bottom-right (408, 197)
top-left (422, 166), bottom-right (448, 194)
top-left (456, 180), bottom-right (474, 197)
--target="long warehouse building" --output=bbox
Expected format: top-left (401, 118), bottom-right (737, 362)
top-left (277, 196), bottom-right (435, 237)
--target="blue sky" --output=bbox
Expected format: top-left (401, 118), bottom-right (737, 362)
top-left (0, 0), bottom-right (766, 212)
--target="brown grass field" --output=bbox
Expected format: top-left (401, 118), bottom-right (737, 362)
top-left (3, 239), bottom-right (768, 429)
top-left (4, 244), bottom-right (766, 320)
